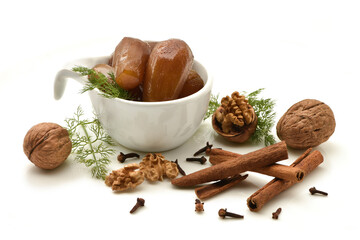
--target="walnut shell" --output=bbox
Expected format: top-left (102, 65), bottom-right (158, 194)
top-left (23, 122), bottom-right (72, 169)
top-left (276, 99), bottom-right (336, 149)
top-left (211, 92), bottom-right (258, 143)
top-left (212, 106), bottom-right (258, 143)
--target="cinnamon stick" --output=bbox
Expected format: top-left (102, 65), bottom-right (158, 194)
top-left (194, 149), bottom-right (311, 200)
top-left (195, 174), bottom-right (248, 200)
top-left (209, 147), bottom-right (306, 182)
top-left (207, 148), bottom-right (239, 164)
top-left (171, 141), bottom-right (288, 187)
top-left (247, 149), bottom-right (323, 212)
top-left (255, 164), bottom-right (304, 182)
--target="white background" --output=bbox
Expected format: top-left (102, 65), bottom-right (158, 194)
top-left (0, 0), bottom-right (359, 239)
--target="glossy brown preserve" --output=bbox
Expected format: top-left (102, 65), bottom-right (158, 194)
top-left (178, 69), bottom-right (204, 98)
top-left (92, 64), bottom-right (114, 82)
top-left (142, 39), bottom-right (194, 101)
top-left (112, 37), bottom-right (151, 90)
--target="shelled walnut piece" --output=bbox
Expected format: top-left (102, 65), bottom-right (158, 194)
top-left (212, 91), bottom-right (258, 143)
top-left (105, 163), bottom-right (145, 191)
top-left (105, 153), bottom-right (179, 191)
top-left (216, 92), bottom-right (254, 132)
top-left (139, 153), bottom-right (179, 181)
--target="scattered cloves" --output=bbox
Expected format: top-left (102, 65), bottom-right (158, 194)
top-left (173, 159), bottom-right (186, 176)
top-left (118, 152), bottom-right (140, 163)
top-left (186, 156), bottom-right (207, 164)
top-left (130, 197), bottom-right (145, 214)
top-left (309, 187), bottom-right (328, 196)
top-left (218, 208), bottom-right (244, 219)
top-left (272, 207), bottom-right (282, 219)
top-left (195, 199), bottom-right (204, 212)
top-left (194, 142), bottom-right (213, 156)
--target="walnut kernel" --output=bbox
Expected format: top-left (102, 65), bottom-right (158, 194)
top-left (215, 92), bottom-right (255, 133)
top-left (105, 163), bottom-right (145, 191)
top-left (23, 122), bottom-right (72, 169)
top-left (139, 153), bottom-right (179, 181)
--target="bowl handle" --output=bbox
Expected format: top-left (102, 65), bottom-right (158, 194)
top-left (54, 69), bottom-right (86, 100)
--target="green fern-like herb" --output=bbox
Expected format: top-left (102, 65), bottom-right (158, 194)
top-left (204, 94), bottom-right (221, 120)
top-left (65, 106), bottom-right (116, 180)
top-left (72, 66), bottom-right (132, 100)
top-left (241, 88), bottom-right (276, 146)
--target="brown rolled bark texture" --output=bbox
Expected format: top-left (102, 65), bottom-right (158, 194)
top-left (254, 164), bottom-right (304, 182)
top-left (195, 174), bottom-right (248, 200)
top-left (171, 141), bottom-right (288, 187)
top-left (207, 148), bottom-right (240, 164)
top-left (209, 147), bottom-right (305, 182)
top-left (247, 149), bottom-right (323, 212)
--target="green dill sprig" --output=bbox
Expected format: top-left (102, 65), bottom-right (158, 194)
top-left (241, 88), bottom-right (276, 146)
top-left (72, 66), bottom-right (132, 100)
top-left (204, 94), bottom-right (221, 120)
top-left (64, 106), bottom-right (116, 180)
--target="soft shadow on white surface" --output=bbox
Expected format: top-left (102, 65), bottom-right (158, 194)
top-left (24, 159), bottom-right (86, 187)
top-left (1, 1), bottom-right (359, 239)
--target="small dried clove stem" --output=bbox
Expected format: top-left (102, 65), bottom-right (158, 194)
top-left (272, 208), bottom-right (282, 219)
top-left (118, 152), bottom-right (140, 163)
top-left (186, 156), bottom-right (207, 164)
top-left (194, 142), bottom-right (213, 156)
top-left (218, 208), bottom-right (244, 219)
top-left (173, 159), bottom-right (186, 176)
top-left (309, 187), bottom-right (328, 196)
top-left (130, 197), bottom-right (145, 214)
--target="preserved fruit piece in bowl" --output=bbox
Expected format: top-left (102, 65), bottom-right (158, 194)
top-left (142, 39), bottom-right (194, 101)
top-left (145, 40), bottom-right (159, 51)
top-left (92, 64), bottom-right (114, 84)
top-left (112, 37), bottom-right (151, 90)
top-left (178, 69), bottom-right (204, 98)
top-left (128, 86), bottom-right (143, 101)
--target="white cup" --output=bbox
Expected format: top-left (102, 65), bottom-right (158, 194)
top-left (54, 56), bottom-right (213, 152)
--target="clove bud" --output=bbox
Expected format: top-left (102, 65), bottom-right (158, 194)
top-left (173, 159), bottom-right (186, 176)
top-left (309, 187), bottom-right (328, 196)
top-left (118, 152), bottom-right (140, 163)
top-left (272, 208), bottom-right (282, 219)
top-left (193, 142), bottom-right (213, 156)
top-left (186, 156), bottom-right (207, 164)
top-left (195, 199), bottom-right (204, 212)
top-left (130, 197), bottom-right (145, 214)
top-left (218, 208), bottom-right (243, 219)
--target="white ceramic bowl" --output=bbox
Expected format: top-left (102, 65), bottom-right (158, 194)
top-left (54, 56), bottom-right (213, 152)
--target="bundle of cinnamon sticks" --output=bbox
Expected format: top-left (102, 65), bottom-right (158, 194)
top-left (171, 141), bottom-right (324, 211)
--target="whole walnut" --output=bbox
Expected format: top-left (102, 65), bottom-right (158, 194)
top-left (23, 122), bottom-right (72, 169)
top-left (276, 99), bottom-right (336, 149)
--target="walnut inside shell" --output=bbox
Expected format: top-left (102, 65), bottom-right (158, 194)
top-left (276, 99), bottom-right (336, 149)
top-left (212, 92), bottom-right (258, 143)
top-left (23, 122), bottom-right (72, 169)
